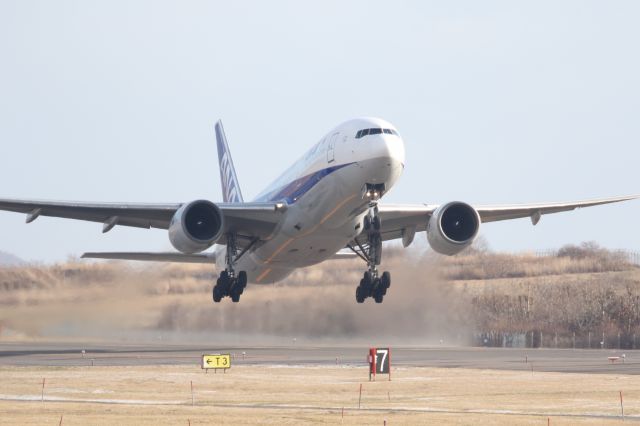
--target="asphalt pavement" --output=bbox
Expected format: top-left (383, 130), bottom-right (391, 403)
top-left (0, 342), bottom-right (638, 374)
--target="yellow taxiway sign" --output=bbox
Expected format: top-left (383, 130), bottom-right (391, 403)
top-left (202, 354), bottom-right (231, 369)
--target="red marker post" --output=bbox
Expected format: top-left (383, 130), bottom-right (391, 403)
top-left (368, 348), bottom-right (376, 381)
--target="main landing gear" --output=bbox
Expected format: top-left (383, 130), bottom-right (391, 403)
top-left (213, 234), bottom-right (249, 303)
top-left (350, 185), bottom-right (392, 304)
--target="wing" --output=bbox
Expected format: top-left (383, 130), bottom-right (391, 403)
top-left (351, 195), bottom-right (638, 247)
top-left (0, 198), bottom-right (287, 247)
top-left (475, 195), bottom-right (639, 223)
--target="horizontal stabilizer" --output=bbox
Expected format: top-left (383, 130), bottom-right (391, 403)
top-left (81, 252), bottom-right (216, 263)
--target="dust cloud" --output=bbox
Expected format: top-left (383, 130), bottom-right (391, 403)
top-left (0, 252), bottom-right (472, 345)
top-left (155, 254), bottom-right (472, 345)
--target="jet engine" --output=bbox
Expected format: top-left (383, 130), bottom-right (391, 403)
top-left (426, 201), bottom-right (480, 256)
top-left (168, 200), bottom-right (224, 253)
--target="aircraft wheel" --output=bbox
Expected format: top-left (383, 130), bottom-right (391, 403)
top-left (212, 286), bottom-right (222, 303)
top-left (355, 285), bottom-right (365, 303)
top-left (238, 271), bottom-right (248, 288)
top-left (230, 283), bottom-right (241, 302)
top-left (363, 271), bottom-right (373, 293)
top-left (381, 271), bottom-right (391, 289)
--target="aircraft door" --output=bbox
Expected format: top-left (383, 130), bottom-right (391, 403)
top-left (327, 132), bottom-right (338, 163)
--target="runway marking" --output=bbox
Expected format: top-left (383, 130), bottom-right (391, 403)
top-left (0, 394), bottom-right (182, 405)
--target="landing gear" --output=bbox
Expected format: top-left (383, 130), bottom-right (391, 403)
top-left (355, 270), bottom-right (391, 304)
top-left (213, 270), bottom-right (247, 303)
top-left (350, 190), bottom-right (392, 303)
top-left (212, 234), bottom-right (249, 303)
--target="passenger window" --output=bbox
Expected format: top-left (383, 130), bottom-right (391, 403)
top-left (370, 128), bottom-right (382, 135)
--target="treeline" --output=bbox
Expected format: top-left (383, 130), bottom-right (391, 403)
top-left (453, 242), bottom-right (640, 348)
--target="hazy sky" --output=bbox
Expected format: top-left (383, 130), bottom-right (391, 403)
top-left (0, 1), bottom-right (638, 262)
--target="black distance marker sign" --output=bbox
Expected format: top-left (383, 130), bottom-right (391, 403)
top-left (375, 348), bottom-right (390, 374)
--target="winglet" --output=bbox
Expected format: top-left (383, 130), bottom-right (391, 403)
top-left (215, 120), bottom-right (244, 203)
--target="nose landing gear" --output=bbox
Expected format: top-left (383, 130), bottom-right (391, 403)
top-left (350, 196), bottom-right (392, 304)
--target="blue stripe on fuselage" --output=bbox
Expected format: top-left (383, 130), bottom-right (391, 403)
top-left (255, 162), bottom-right (355, 204)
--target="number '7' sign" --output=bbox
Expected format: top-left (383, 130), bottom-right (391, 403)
top-left (375, 348), bottom-right (390, 374)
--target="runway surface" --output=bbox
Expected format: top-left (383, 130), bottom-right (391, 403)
top-left (0, 342), bottom-right (638, 374)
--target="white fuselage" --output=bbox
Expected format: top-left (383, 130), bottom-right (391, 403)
top-left (215, 117), bottom-right (406, 283)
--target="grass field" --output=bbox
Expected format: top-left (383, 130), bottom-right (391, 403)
top-left (2, 245), bottom-right (639, 346)
top-left (0, 363), bottom-right (636, 425)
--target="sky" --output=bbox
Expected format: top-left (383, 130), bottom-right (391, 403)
top-left (0, 1), bottom-right (638, 262)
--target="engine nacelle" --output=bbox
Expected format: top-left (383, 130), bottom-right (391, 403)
top-left (168, 200), bottom-right (224, 254)
top-left (427, 201), bottom-right (480, 256)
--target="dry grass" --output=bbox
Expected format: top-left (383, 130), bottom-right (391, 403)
top-left (0, 244), bottom-right (638, 345)
top-left (0, 364), bottom-right (636, 425)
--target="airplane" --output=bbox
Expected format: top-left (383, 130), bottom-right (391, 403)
top-left (0, 117), bottom-right (637, 303)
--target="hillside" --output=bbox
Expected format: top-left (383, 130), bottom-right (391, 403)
top-left (0, 251), bottom-right (24, 267)
top-left (0, 243), bottom-right (638, 347)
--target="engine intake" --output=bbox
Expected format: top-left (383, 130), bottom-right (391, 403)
top-left (169, 200), bottom-right (224, 253)
top-left (427, 201), bottom-right (480, 256)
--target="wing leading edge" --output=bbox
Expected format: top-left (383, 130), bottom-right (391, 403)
top-left (0, 198), bottom-right (286, 246)
top-left (475, 195), bottom-right (639, 224)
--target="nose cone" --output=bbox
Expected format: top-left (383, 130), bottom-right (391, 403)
top-left (348, 117), bottom-right (405, 188)
top-left (363, 130), bottom-right (405, 188)
top-left (354, 117), bottom-right (405, 166)
top-left (382, 132), bottom-right (405, 168)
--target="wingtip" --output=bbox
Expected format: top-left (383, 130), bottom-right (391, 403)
top-left (614, 194), bottom-right (640, 203)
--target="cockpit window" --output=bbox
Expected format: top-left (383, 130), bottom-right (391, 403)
top-left (355, 127), bottom-right (399, 139)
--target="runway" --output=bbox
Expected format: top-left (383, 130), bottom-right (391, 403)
top-left (1, 342), bottom-right (638, 374)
